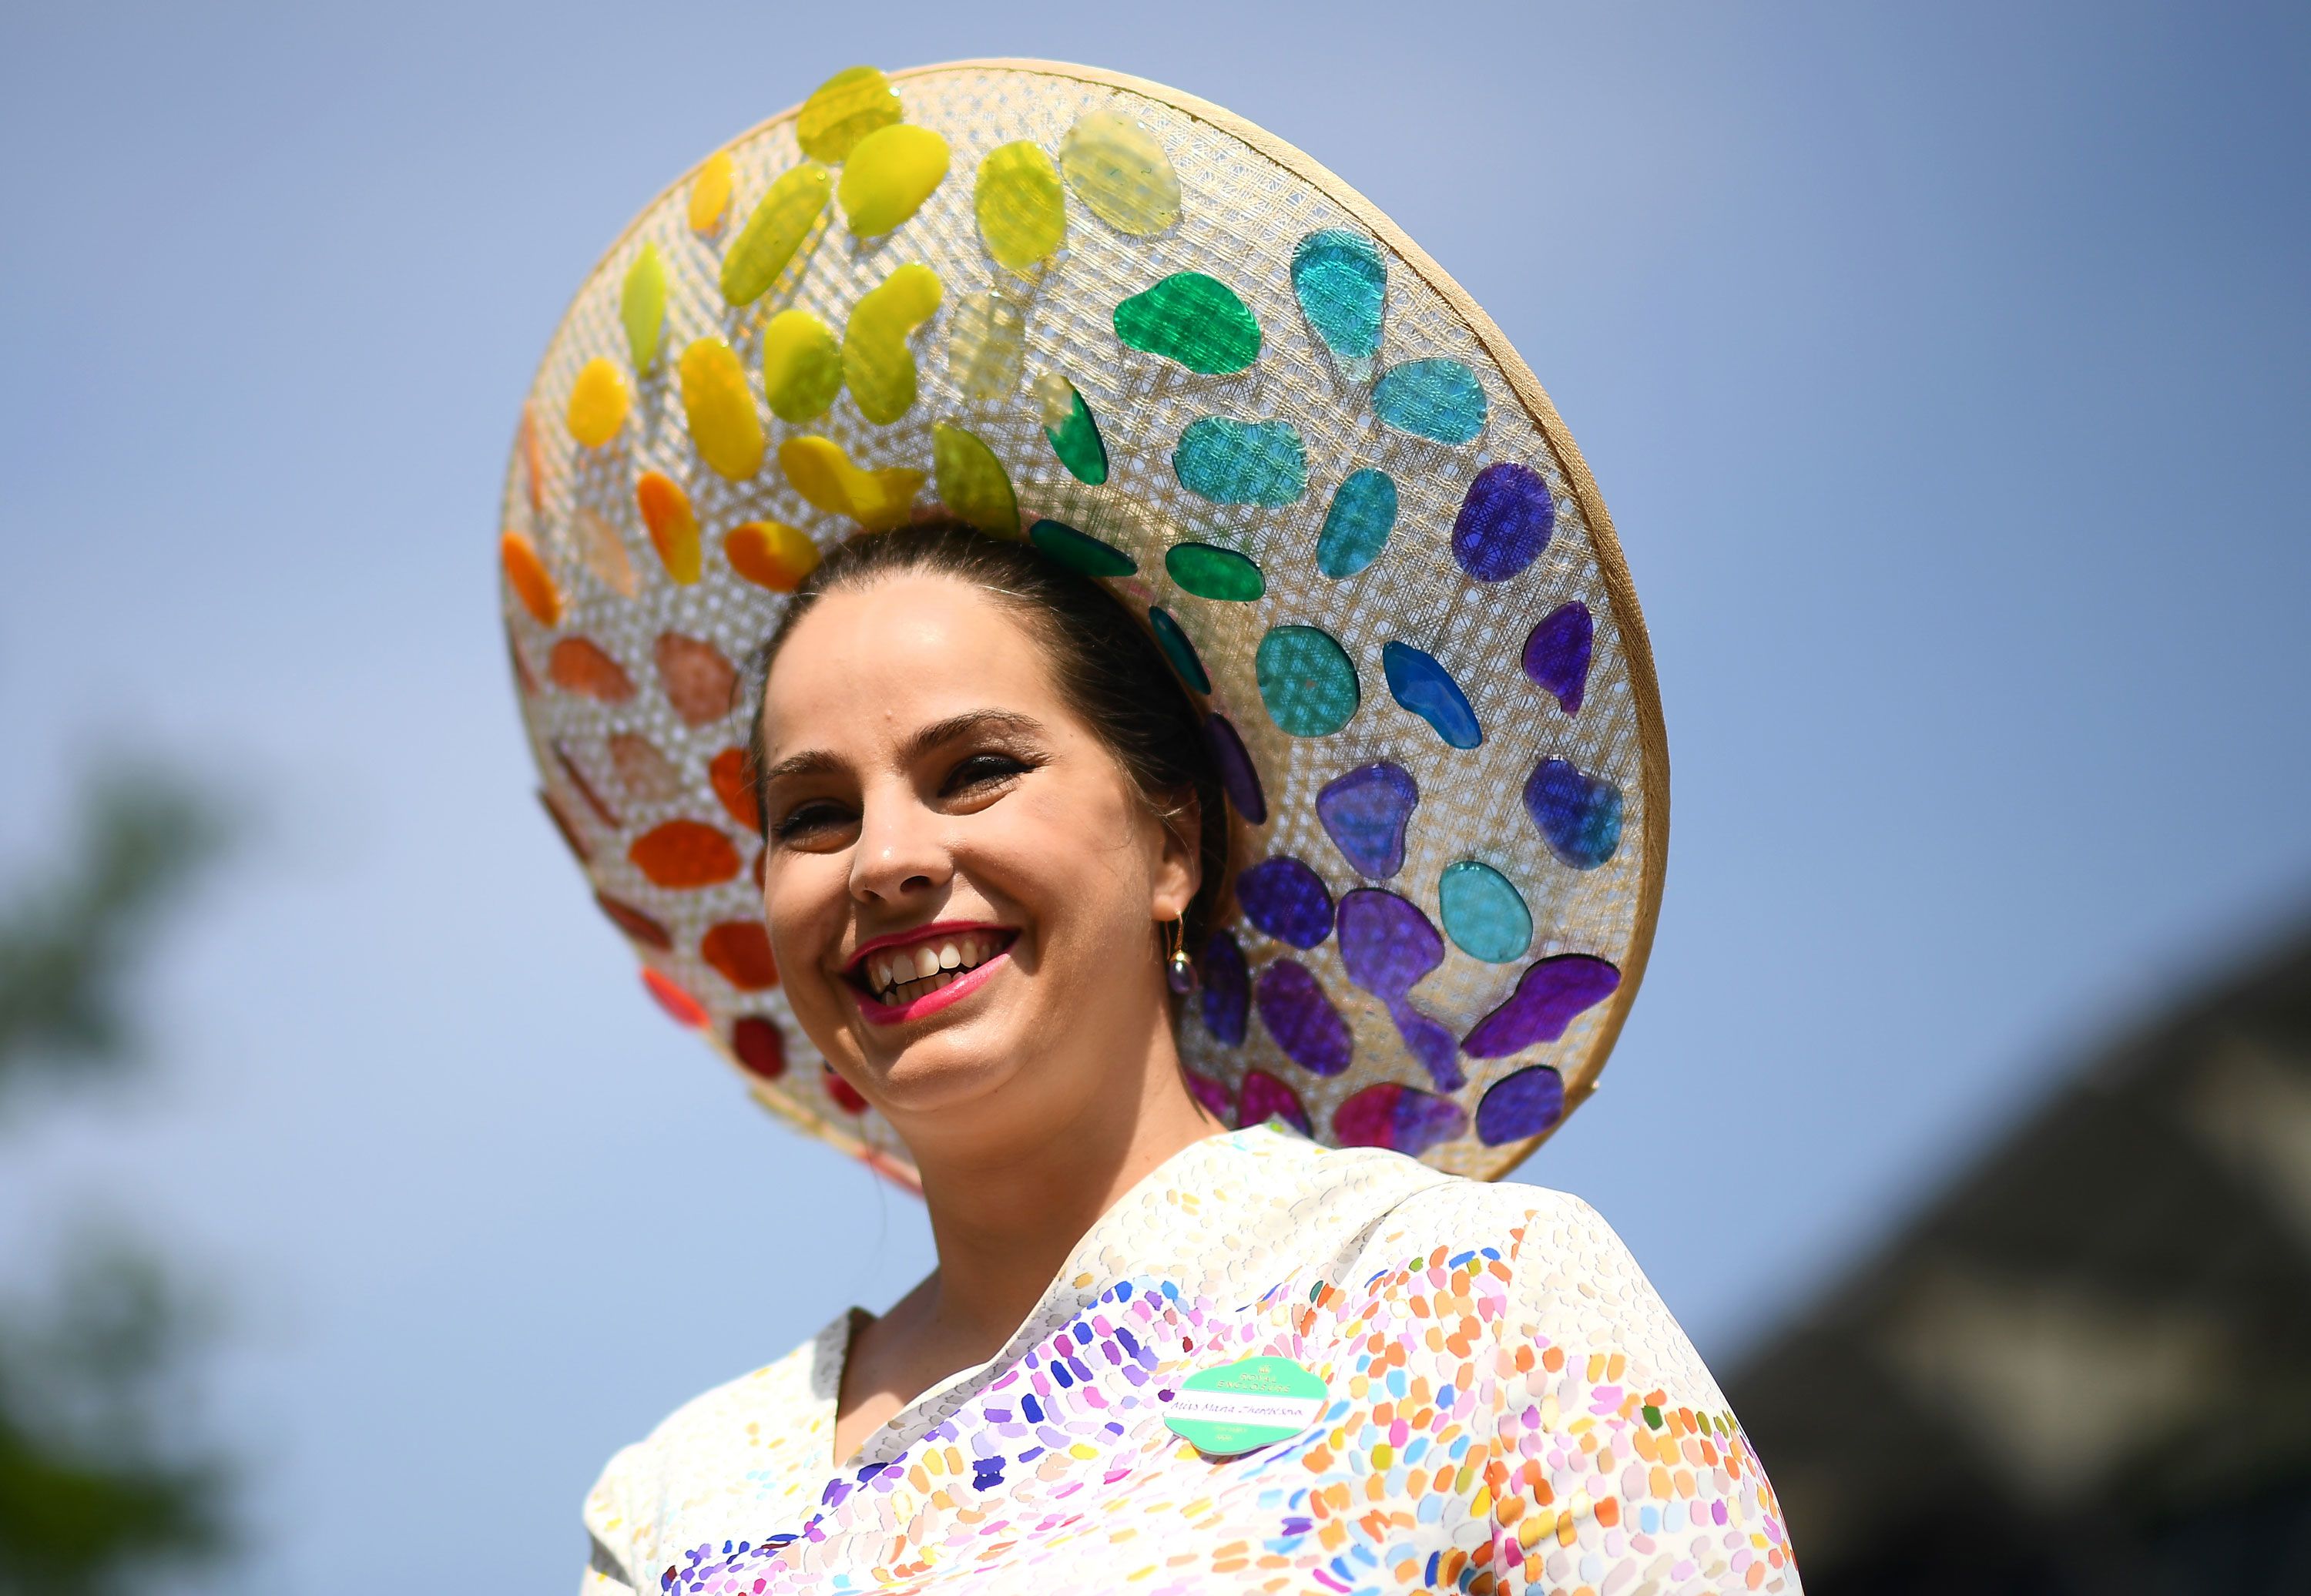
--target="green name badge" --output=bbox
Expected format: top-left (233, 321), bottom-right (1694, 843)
top-left (1163, 1356), bottom-right (1330, 1456)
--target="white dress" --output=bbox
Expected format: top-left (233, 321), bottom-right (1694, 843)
top-left (580, 1124), bottom-right (1799, 1594)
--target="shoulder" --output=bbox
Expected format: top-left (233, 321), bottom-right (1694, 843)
top-left (583, 1313), bottom-right (850, 1589)
top-left (1375, 1175), bottom-right (1728, 1404)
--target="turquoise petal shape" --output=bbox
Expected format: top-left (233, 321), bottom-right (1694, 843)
top-left (1290, 230), bottom-right (1384, 364)
top-left (1173, 417), bottom-right (1307, 506)
top-left (1438, 860), bottom-right (1532, 964)
top-left (1316, 469), bottom-right (1397, 579)
top-left (1373, 359), bottom-right (1487, 444)
top-left (1256, 625), bottom-right (1359, 737)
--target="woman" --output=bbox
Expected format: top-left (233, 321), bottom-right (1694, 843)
top-left (502, 62), bottom-right (1797, 1594)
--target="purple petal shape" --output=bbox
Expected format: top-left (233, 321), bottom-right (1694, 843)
top-left (1202, 713), bottom-right (1267, 826)
top-left (1184, 1071), bottom-right (1235, 1122)
top-left (1331, 1082), bottom-right (1467, 1158)
top-left (1387, 1000), bottom-right (1464, 1092)
top-left (1475, 1065), bottom-right (1565, 1145)
top-left (1238, 1069), bottom-right (1312, 1135)
top-left (1521, 602), bottom-right (1593, 714)
top-left (1199, 927), bottom-right (1249, 1044)
top-left (1336, 888), bottom-right (1442, 1001)
top-left (1254, 959), bottom-right (1353, 1077)
top-left (1238, 856), bottom-right (1335, 949)
top-left (1461, 954), bottom-right (1622, 1058)
top-left (1451, 461), bottom-right (1555, 583)
top-left (1316, 762), bottom-right (1417, 879)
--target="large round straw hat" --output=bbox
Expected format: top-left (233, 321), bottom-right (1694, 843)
top-left (499, 59), bottom-right (1666, 1186)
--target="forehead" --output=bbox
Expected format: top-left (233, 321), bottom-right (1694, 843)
top-left (760, 574), bottom-right (1065, 753)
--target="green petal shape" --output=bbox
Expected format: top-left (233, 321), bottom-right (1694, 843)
top-left (1256, 625), bottom-right (1360, 737)
top-left (1028, 518), bottom-right (1135, 577)
top-left (1045, 383), bottom-right (1109, 485)
top-left (1147, 606), bottom-right (1211, 693)
top-left (931, 422), bottom-right (1019, 537)
top-left (620, 243), bottom-right (667, 369)
top-left (1114, 273), bottom-right (1262, 375)
top-left (719, 164), bottom-right (831, 306)
top-left (1173, 417), bottom-right (1306, 507)
top-left (1439, 860), bottom-right (1533, 964)
top-left (1165, 544), bottom-right (1266, 602)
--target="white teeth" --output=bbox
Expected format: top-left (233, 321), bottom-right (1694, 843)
top-left (937, 941), bottom-right (961, 971)
top-left (911, 946), bottom-right (937, 979)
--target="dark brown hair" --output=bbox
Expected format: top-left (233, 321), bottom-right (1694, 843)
top-left (741, 521), bottom-right (1237, 954)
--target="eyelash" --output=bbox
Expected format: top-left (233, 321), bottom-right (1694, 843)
top-left (770, 751), bottom-right (1037, 841)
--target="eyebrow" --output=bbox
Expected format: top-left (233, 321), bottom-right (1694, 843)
top-left (756, 709), bottom-right (1048, 789)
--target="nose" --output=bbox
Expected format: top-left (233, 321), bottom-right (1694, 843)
top-left (847, 777), bottom-right (950, 904)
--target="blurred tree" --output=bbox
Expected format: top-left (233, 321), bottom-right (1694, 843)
top-left (0, 765), bottom-right (237, 1595)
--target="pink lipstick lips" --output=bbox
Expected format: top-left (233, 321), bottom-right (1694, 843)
top-left (843, 921), bottom-right (1017, 1027)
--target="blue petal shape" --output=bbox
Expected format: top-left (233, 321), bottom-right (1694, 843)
top-left (1316, 762), bottom-right (1417, 878)
top-left (1381, 642), bottom-right (1481, 749)
top-left (1523, 758), bottom-right (1623, 870)
top-left (1316, 468), bottom-right (1397, 579)
top-left (1290, 229), bottom-right (1385, 364)
top-left (1172, 417), bottom-right (1307, 506)
top-left (1372, 359), bottom-right (1487, 444)
top-left (1452, 462), bottom-right (1554, 583)
top-left (1237, 855), bottom-right (1335, 949)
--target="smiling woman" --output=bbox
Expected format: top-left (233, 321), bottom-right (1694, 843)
top-left (506, 59), bottom-right (1797, 1596)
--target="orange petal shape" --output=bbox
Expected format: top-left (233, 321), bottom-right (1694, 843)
top-left (608, 732), bottom-right (682, 804)
top-left (642, 966), bottom-right (709, 1028)
top-left (724, 520), bottom-right (820, 592)
top-left (654, 632), bottom-right (737, 726)
top-left (518, 404), bottom-right (545, 514)
top-left (548, 637), bottom-right (635, 702)
top-left (629, 820), bottom-right (743, 888)
top-left (565, 356), bottom-right (630, 448)
top-left (776, 435), bottom-right (923, 530)
top-left (700, 920), bottom-right (779, 990)
top-left (709, 747), bottom-right (762, 832)
top-left (689, 150), bottom-right (734, 233)
top-left (572, 506), bottom-right (636, 597)
top-left (595, 892), bottom-right (673, 950)
top-left (500, 530), bottom-right (561, 625)
top-left (634, 471), bottom-right (703, 583)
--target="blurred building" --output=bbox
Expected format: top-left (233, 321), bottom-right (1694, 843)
top-left (1727, 917), bottom-right (2311, 1593)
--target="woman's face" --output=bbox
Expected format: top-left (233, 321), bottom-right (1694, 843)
top-left (754, 572), bottom-right (1197, 1158)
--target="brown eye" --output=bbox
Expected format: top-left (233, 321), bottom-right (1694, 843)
top-left (773, 799), bottom-right (854, 841)
top-left (941, 753), bottom-right (1031, 797)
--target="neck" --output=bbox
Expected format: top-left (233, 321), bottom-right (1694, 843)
top-left (901, 1012), bottom-right (1222, 1360)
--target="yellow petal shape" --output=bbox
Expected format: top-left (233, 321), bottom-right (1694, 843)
top-left (635, 471), bottom-right (703, 583)
top-left (842, 263), bottom-right (942, 425)
top-left (565, 357), bottom-right (629, 448)
top-left (932, 422), bottom-right (1020, 538)
top-left (620, 243), bottom-right (667, 369)
top-left (974, 142), bottom-right (1066, 273)
top-left (501, 530), bottom-right (562, 624)
top-left (719, 163), bottom-right (831, 306)
top-left (676, 338), bottom-right (765, 481)
top-left (689, 151), bottom-right (735, 233)
top-left (761, 309), bottom-right (842, 424)
top-left (838, 122), bottom-right (950, 236)
top-left (797, 65), bottom-right (903, 163)
top-left (573, 506), bottom-right (637, 597)
top-left (725, 520), bottom-right (821, 592)
top-left (1058, 111), bottom-right (1180, 236)
top-left (779, 435), bottom-right (923, 530)
top-left (950, 291), bottom-right (1026, 402)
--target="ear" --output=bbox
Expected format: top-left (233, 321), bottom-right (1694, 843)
top-left (1149, 788), bottom-right (1202, 924)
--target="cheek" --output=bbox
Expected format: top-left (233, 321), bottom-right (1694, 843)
top-left (980, 775), bottom-right (1149, 930)
top-left (761, 853), bottom-right (849, 987)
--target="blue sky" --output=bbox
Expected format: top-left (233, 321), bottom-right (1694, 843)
top-left (2, 2), bottom-right (2306, 1590)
